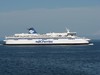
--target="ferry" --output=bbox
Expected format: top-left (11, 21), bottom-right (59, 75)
top-left (4, 27), bottom-right (90, 45)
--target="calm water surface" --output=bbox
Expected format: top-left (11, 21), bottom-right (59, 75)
top-left (0, 40), bottom-right (100, 75)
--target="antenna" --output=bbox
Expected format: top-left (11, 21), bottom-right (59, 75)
top-left (66, 27), bottom-right (70, 33)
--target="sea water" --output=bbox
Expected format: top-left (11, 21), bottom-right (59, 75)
top-left (0, 40), bottom-right (100, 75)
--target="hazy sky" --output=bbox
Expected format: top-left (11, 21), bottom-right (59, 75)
top-left (0, 0), bottom-right (100, 39)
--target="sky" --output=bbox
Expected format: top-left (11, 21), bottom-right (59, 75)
top-left (0, 0), bottom-right (100, 39)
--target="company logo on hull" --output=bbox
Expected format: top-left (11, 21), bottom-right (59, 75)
top-left (36, 40), bottom-right (53, 43)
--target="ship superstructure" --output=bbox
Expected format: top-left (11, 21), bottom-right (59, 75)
top-left (4, 27), bottom-right (90, 45)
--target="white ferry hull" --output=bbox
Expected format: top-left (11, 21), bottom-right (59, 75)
top-left (4, 27), bottom-right (91, 45)
top-left (4, 39), bottom-right (90, 45)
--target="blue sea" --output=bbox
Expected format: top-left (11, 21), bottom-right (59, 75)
top-left (0, 40), bottom-right (100, 75)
